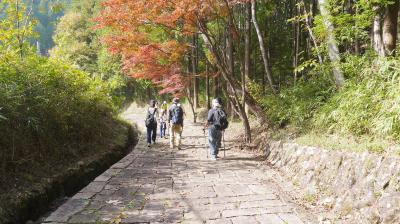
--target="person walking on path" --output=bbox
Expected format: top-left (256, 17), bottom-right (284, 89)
top-left (145, 100), bottom-right (159, 147)
top-left (168, 98), bottom-right (184, 150)
top-left (205, 98), bottom-right (229, 160)
top-left (160, 100), bottom-right (168, 114)
top-left (159, 109), bottom-right (167, 139)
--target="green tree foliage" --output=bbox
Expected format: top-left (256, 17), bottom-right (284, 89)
top-left (51, 0), bottom-right (157, 105)
top-left (0, 0), bottom-right (36, 56)
top-left (50, 0), bottom-right (100, 74)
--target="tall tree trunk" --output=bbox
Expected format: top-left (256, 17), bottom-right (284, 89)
top-left (200, 31), bottom-right (267, 128)
top-left (318, 0), bottom-right (345, 88)
top-left (348, 0), bottom-right (360, 55)
top-left (301, 0), bottom-right (323, 63)
top-left (186, 88), bottom-right (197, 123)
top-left (226, 27), bottom-right (234, 82)
top-left (383, 0), bottom-right (400, 56)
top-left (214, 76), bottom-right (220, 98)
top-left (294, 3), bottom-right (300, 85)
top-left (186, 61), bottom-right (197, 123)
top-left (251, 0), bottom-right (276, 93)
top-left (192, 35), bottom-right (200, 108)
top-left (373, 7), bottom-right (386, 57)
top-left (225, 17), bottom-right (251, 142)
top-left (244, 2), bottom-right (251, 115)
top-left (205, 62), bottom-right (211, 109)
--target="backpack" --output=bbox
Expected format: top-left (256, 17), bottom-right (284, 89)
top-left (171, 105), bottom-right (183, 125)
top-left (145, 108), bottom-right (157, 127)
top-left (213, 108), bottom-right (229, 130)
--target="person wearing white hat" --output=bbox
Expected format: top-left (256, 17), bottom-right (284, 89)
top-left (205, 97), bottom-right (228, 160)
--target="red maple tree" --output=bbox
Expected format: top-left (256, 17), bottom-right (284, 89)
top-left (95, 0), bottom-right (246, 94)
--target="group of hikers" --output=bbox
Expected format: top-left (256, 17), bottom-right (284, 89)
top-left (145, 97), bottom-right (228, 160)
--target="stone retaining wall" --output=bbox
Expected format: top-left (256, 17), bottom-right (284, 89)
top-left (253, 135), bottom-right (400, 223)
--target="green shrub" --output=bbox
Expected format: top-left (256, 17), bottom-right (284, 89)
top-left (0, 53), bottom-right (127, 173)
top-left (314, 57), bottom-right (400, 140)
top-left (250, 70), bottom-right (335, 128)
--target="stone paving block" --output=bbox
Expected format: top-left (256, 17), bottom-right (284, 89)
top-left (279, 213), bottom-right (304, 224)
top-left (207, 218), bottom-right (233, 224)
top-left (248, 184), bottom-right (274, 195)
top-left (213, 185), bottom-right (236, 197)
top-left (180, 220), bottom-right (204, 224)
top-left (80, 181), bottom-right (106, 194)
top-left (68, 212), bottom-right (99, 223)
top-left (98, 204), bottom-right (125, 214)
top-left (264, 206), bottom-right (293, 214)
top-left (230, 216), bottom-right (259, 224)
top-left (84, 200), bottom-right (105, 212)
top-left (94, 174), bottom-right (113, 182)
top-left (142, 201), bottom-right (165, 213)
top-left (149, 192), bottom-right (180, 200)
top-left (255, 214), bottom-right (286, 224)
top-left (183, 186), bottom-right (217, 199)
top-left (230, 184), bottom-right (255, 196)
top-left (218, 170), bottom-right (236, 178)
top-left (207, 202), bottom-right (238, 211)
top-left (44, 199), bottom-right (88, 222)
top-left (41, 222), bottom-right (64, 224)
top-left (239, 199), bottom-right (283, 209)
top-left (184, 210), bottom-right (221, 220)
top-left (164, 208), bottom-right (184, 223)
top-left (184, 197), bottom-right (211, 206)
top-left (71, 191), bottom-right (96, 200)
top-left (121, 213), bottom-right (164, 223)
top-left (111, 160), bottom-right (132, 169)
top-left (222, 208), bottom-right (264, 218)
top-left (138, 183), bottom-right (156, 194)
top-left (235, 194), bottom-right (278, 202)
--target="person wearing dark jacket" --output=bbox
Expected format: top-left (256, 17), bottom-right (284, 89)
top-left (145, 100), bottom-right (159, 147)
top-left (206, 98), bottom-right (226, 160)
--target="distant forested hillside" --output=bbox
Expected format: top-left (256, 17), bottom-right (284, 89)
top-left (29, 0), bottom-right (70, 54)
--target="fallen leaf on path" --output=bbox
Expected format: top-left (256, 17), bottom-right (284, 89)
top-left (106, 199), bottom-right (122, 205)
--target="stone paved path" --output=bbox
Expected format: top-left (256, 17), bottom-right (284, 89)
top-left (43, 111), bottom-right (307, 224)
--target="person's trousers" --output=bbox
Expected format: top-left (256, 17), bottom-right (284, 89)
top-left (170, 124), bottom-right (182, 148)
top-left (147, 125), bottom-right (157, 144)
top-left (160, 122), bottom-right (166, 138)
top-left (208, 126), bottom-right (222, 157)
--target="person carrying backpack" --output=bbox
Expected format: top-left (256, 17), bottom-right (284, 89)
top-left (205, 97), bottom-right (229, 160)
top-left (145, 100), bottom-right (159, 147)
top-left (168, 98), bottom-right (184, 150)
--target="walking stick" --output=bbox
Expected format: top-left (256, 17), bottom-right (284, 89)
top-left (223, 131), bottom-right (226, 158)
top-left (203, 128), bottom-right (208, 159)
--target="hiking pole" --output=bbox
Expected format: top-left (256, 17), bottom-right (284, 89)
top-left (203, 128), bottom-right (208, 159)
top-left (223, 131), bottom-right (226, 158)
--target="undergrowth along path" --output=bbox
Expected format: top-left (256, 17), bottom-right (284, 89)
top-left (43, 109), bottom-right (309, 224)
